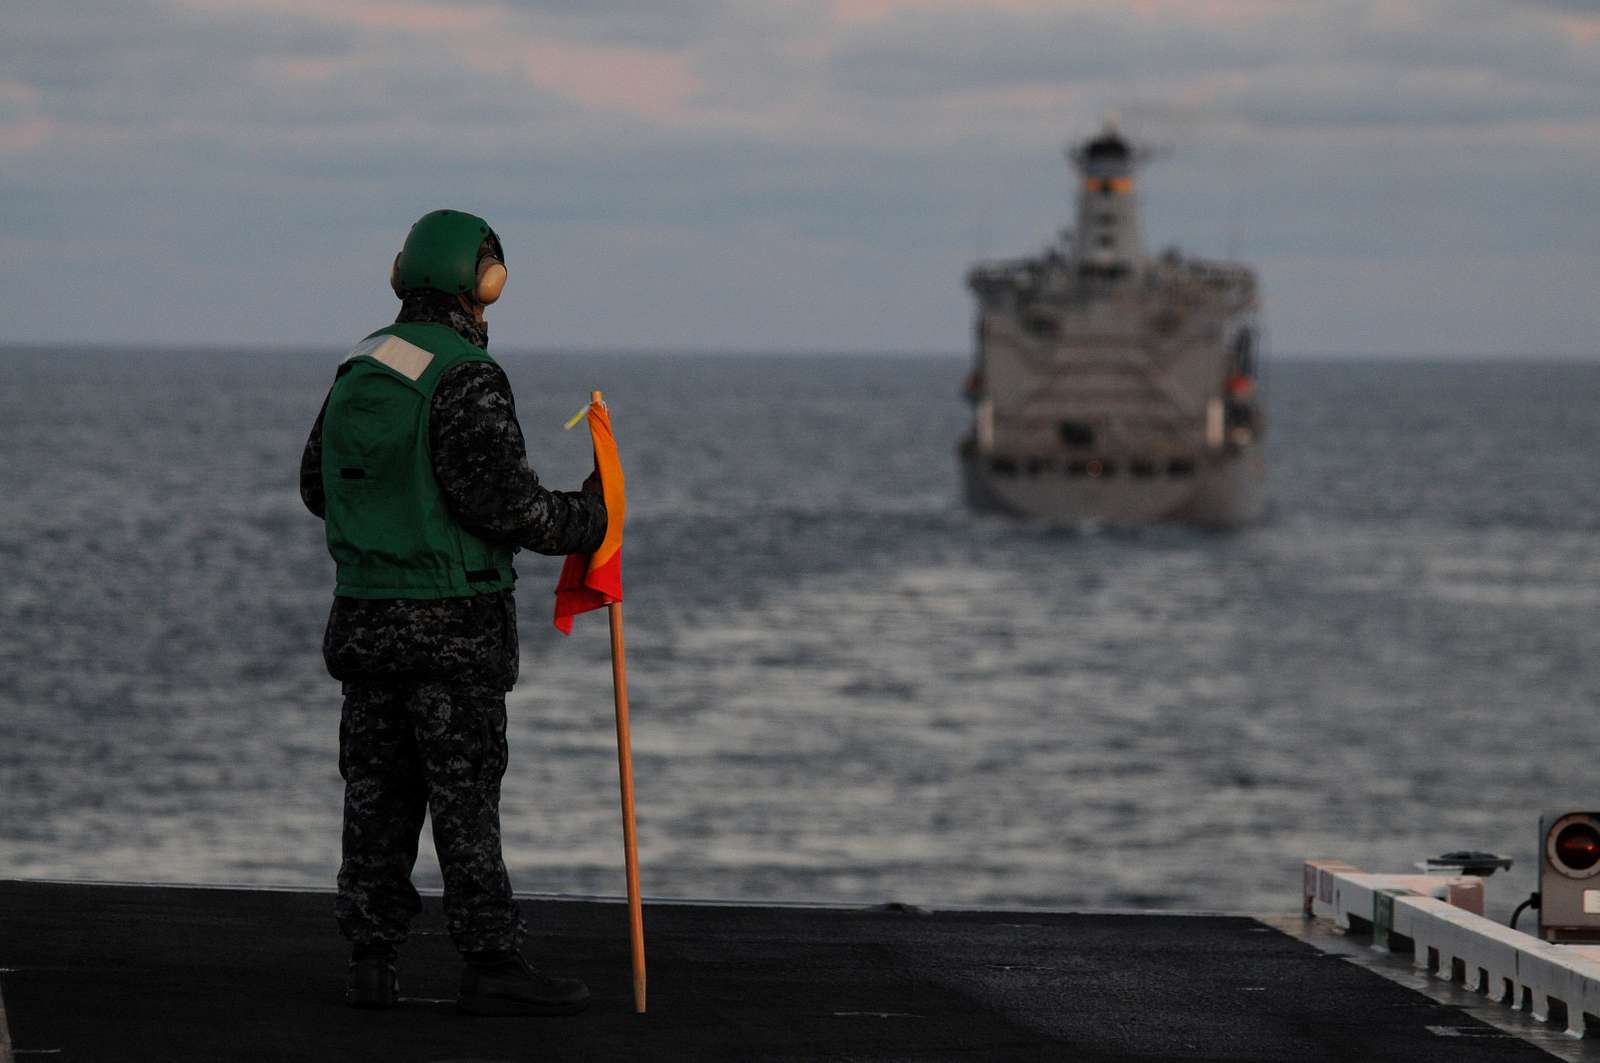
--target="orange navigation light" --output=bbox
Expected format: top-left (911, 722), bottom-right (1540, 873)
top-left (1084, 177), bottom-right (1134, 194)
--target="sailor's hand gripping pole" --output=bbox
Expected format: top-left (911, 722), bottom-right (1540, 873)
top-left (591, 389), bottom-right (646, 1014)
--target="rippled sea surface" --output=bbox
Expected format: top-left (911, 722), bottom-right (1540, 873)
top-left (2, 348), bottom-right (1598, 916)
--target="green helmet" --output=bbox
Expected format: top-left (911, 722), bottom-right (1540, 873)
top-left (389, 209), bottom-right (505, 298)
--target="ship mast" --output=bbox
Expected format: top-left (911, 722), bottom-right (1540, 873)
top-left (1068, 120), bottom-right (1144, 276)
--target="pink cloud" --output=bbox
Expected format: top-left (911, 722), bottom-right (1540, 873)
top-left (179, 0), bottom-right (699, 119)
top-left (255, 57), bottom-right (348, 86)
top-left (0, 117), bottom-right (51, 153)
top-left (1552, 13), bottom-right (1600, 45)
top-left (513, 41), bottom-right (699, 118)
top-left (831, 0), bottom-right (1060, 22)
top-left (1126, 0), bottom-right (1286, 19)
top-left (177, 0), bottom-right (503, 34)
top-left (831, 0), bottom-right (1280, 24)
top-left (0, 81), bottom-right (49, 153)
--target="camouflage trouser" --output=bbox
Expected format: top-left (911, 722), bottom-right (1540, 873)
top-left (334, 680), bottom-right (525, 954)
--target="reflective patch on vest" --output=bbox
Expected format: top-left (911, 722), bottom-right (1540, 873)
top-left (343, 334), bottom-right (435, 381)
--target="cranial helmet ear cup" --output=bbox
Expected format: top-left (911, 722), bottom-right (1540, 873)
top-left (390, 252), bottom-right (404, 298)
top-left (475, 259), bottom-right (507, 305)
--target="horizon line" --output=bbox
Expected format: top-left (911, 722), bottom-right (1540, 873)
top-left (1, 343), bottom-right (1598, 363)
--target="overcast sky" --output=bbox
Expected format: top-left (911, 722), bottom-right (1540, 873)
top-left (3, 0), bottom-right (1596, 356)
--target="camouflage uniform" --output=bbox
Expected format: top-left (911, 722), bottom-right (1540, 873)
top-left (301, 293), bottom-right (606, 954)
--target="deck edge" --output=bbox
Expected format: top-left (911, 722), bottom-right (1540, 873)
top-left (0, 877), bottom-right (1255, 918)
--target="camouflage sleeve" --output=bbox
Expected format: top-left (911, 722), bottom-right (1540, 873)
top-left (429, 362), bottom-right (608, 556)
top-left (300, 394), bottom-right (328, 520)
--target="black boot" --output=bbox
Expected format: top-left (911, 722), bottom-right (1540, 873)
top-left (346, 943), bottom-right (399, 1009)
top-left (458, 950), bottom-right (590, 1016)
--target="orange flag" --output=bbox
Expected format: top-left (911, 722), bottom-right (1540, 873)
top-left (553, 396), bottom-right (626, 633)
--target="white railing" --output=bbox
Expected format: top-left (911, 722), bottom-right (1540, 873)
top-left (1304, 858), bottom-right (1600, 1037)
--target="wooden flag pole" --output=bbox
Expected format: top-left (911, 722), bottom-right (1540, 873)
top-left (593, 389), bottom-right (646, 1014)
top-left (609, 598), bottom-right (645, 1013)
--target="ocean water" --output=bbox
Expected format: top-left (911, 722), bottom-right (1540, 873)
top-left (1, 348), bottom-right (1597, 918)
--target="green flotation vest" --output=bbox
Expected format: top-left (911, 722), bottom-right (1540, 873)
top-left (321, 322), bottom-right (516, 599)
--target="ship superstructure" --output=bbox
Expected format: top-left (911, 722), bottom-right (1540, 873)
top-left (960, 123), bottom-right (1265, 527)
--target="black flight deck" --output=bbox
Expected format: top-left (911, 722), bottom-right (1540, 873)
top-left (0, 880), bottom-right (1557, 1061)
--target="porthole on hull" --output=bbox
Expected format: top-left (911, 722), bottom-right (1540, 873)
top-left (1066, 459), bottom-right (1114, 478)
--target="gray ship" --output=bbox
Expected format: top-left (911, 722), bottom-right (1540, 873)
top-left (959, 123), bottom-right (1265, 528)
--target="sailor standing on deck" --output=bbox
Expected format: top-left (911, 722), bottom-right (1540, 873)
top-left (299, 209), bottom-right (607, 1015)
